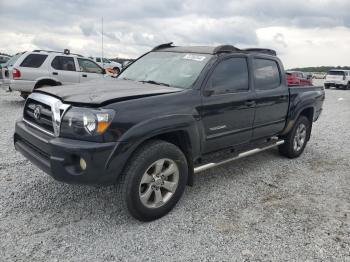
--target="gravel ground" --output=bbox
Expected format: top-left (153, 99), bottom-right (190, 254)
top-left (0, 81), bottom-right (349, 261)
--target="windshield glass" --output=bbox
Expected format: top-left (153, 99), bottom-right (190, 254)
top-left (118, 51), bottom-right (212, 89)
top-left (328, 70), bottom-right (345, 76)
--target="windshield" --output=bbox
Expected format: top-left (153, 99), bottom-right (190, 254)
top-left (328, 70), bottom-right (345, 76)
top-left (118, 51), bottom-right (212, 89)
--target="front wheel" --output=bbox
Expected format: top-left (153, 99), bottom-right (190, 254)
top-left (118, 140), bottom-right (188, 221)
top-left (279, 116), bottom-right (311, 158)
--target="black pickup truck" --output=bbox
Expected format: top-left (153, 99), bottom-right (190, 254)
top-left (14, 43), bottom-right (325, 221)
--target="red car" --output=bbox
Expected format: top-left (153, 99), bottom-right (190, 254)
top-left (286, 71), bottom-right (312, 86)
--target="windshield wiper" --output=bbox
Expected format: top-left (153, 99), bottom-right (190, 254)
top-left (139, 80), bottom-right (170, 87)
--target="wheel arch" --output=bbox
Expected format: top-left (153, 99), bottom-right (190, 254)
top-left (107, 115), bottom-right (201, 187)
top-left (34, 78), bottom-right (61, 89)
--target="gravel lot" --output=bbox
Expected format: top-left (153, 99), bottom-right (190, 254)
top-left (0, 80), bottom-right (349, 261)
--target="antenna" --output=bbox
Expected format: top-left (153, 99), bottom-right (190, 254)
top-left (101, 17), bottom-right (104, 68)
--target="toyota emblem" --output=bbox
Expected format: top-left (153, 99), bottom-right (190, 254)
top-left (33, 106), bottom-right (41, 120)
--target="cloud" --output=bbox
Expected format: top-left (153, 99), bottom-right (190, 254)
top-left (0, 0), bottom-right (350, 66)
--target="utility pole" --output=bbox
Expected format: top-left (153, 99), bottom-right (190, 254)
top-left (101, 17), bottom-right (104, 68)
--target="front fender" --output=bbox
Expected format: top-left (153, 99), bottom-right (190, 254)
top-left (105, 114), bottom-right (201, 181)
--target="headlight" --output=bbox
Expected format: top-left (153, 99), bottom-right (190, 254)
top-left (60, 107), bottom-right (115, 138)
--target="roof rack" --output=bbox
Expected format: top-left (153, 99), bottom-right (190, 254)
top-left (152, 42), bottom-right (174, 51)
top-left (213, 45), bottom-right (241, 54)
top-left (243, 48), bottom-right (277, 56)
top-left (32, 49), bottom-right (84, 57)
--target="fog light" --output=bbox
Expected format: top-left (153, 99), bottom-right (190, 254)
top-left (79, 158), bottom-right (87, 170)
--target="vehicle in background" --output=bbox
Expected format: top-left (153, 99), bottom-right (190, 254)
top-left (14, 43), bottom-right (325, 221)
top-left (0, 54), bottom-right (11, 85)
top-left (286, 71), bottom-right (312, 86)
top-left (324, 69), bottom-right (350, 89)
top-left (0, 54), bottom-right (11, 66)
top-left (1, 53), bottom-right (21, 87)
top-left (89, 57), bottom-right (122, 75)
top-left (312, 72), bottom-right (326, 79)
top-left (2, 49), bottom-right (106, 99)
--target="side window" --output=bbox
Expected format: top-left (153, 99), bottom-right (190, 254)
top-left (51, 56), bottom-right (76, 71)
top-left (96, 57), bottom-right (101, 63)
top-left (77, 58), bottom-right (103, 74)
top-left (253, 59), bottom-right (281, 90)
top-left (20, 54), bottom-right (48, 68)
top-left (207, 57), bottom-right (249, 94)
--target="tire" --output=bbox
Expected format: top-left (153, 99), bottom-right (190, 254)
top-left (324, 84), bottom-right (330, 89)
top-left (20, 92), bottom-right (29, 99)
top-left (113, 67), bottom-right (120, 75)
top-left (347, 83), bottom-right (350, 90)
top-left (279, 116), bottom-right (311, 158)
top-left (118, 140), bottom-right (188, 221)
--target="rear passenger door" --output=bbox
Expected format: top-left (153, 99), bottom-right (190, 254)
top-left (77, 58), bottom-right (105, 83)
top-left (252, 57), bottom-right (289, 139)
top-left (50, 56), bottom-right (80, 84)
top-left (200, 56), bottom-right (256, 153)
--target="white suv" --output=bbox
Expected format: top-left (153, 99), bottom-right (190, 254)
top-left (324, 69), bottom-right (350, 89)
top-left (2, 50), bottom-right (107, 98)
top-left (89, 57), bottom-right (122, 74)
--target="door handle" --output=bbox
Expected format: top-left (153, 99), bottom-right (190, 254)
top-left (52, 72), bottom-right (58, 75)
top-left (245, 100), bottom-right (255, 107)
top-left (82, 74), bottom-right (87, 77)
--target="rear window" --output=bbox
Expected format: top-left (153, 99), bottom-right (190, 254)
top-left (328, 71), bottom-right (345, 76)
top-left (253, 59), bottom-right (281, 90)
top-left (20, 54), bottom-right (48, 68)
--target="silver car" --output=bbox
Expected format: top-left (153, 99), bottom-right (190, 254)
top-left (2, 50), bottom-right (107, 98)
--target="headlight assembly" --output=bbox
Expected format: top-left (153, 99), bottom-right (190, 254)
top-left (60, 107), bottom-right (115, 138)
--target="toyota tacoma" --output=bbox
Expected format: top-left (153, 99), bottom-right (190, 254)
top-left (14, 43), bottom-right (325, 221)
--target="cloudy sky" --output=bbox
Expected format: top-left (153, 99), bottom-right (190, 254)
top-left (0, 0), bottom-right (349, 68)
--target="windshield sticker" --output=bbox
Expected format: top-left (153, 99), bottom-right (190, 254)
top-left (183, 54), bottom-right (206, 62)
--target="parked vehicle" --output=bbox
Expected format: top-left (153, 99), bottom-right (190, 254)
top-left (324, 69), bottom-right (350, 89)
top-left (0, 54), bottom-right (11, 66)
top-left (89, 57), bottom-right (122, 75)
top-left (1, 53), bottom-right (22, 87)
top-left (14, 43), bottom-right (325, 221)
top-left (2, 50), bottom-right (106, 99)
top-left (0, 54), bottom-right (12, 85)
top-left (312, 72), bottom-right (326, 79)
top-left (286, 71), bottom-right (312, 86)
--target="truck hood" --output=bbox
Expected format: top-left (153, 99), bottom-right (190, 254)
top-left (35, 78), bottom-right (184, 105)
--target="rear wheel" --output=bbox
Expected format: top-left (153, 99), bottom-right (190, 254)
top-left (279, 116), bottom-right (311, 158)
top-left (118, 140), bottom-right (188, 221)
top-left (324, 84), bottom-right (330, 89)
top-left (113, 67), bottom-right (120, 75)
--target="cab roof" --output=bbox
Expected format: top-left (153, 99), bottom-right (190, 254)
top-left (152, 42), bottom-right (277, 56)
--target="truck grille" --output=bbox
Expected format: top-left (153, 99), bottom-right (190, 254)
top-left (23, 98), bottom-right (55, 134)
top-left (22, 93), bottom-right (70, 137)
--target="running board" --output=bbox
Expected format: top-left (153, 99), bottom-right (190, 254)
top-left (193, 140), bottom-right (285, 174)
